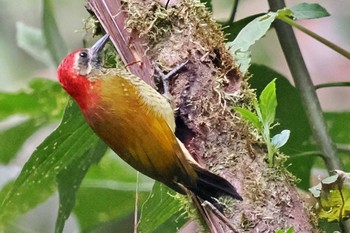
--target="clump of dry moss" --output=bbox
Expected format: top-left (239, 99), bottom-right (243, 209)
top-left (124, 0), bottom-right (225, 51)
top-left (123, 0), bottom-right (257, 117)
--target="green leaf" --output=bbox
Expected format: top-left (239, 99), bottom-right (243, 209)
top-left (227, 12), bottom-right (277, 74)
top-left (74, 153), bottom-right (152, 231)
top-left (0, 101), bottom-right (102, 227)
top-left (276, 8), bottom-right (293, 19)
top-left (289, 3), bottom-right (330, 20)
top-left (259, 79), bottom-right (277, 127)
top-left (309, 183), bottom-right (322, 198)
top-left (325, 112), bottom-right (350, 145)
top-left (151, 213), bottom-right (187, 233)
top-left (249, 64), bottom-right (315, 189)
top-left (0, 181), bottom-right (15, 208)
top-left (0, 118), bottom-right (45, 164)
top-left (42, 0), bottom-right (68, 66)
top-left (74, 187), bottom-right (148, 232)
top-left (0, 79), bottom-right (65, 164)
top-left (272, 130), bottom-right (290, 149)
top-left (229, 13), bottom-right (277, 51)
top-left (234, 107), bottom-right (261, 130)
top-left (223, 13), bottom-right (265, 42)
top-left (55, 140), bottom-right (107, 233)
top-left (79, 153), bottom-right (153, 193)
top-left (16, 22), bottom-right (54, 67)
top-left (138, 182), bottom-right (184, 233)
top-left (0, 78), bottom-right (66, 120)
top-left (275, 226), bottom-right (294, 233)
top-left (310, 170), bottom-right (350, 222)
top-left (324, 112), bottom-right (350, 171)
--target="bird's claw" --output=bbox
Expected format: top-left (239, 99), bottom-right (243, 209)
top-left (153, 60), bottom-right (189, 95)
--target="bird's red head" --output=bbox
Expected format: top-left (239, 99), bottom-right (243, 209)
top-left (57, 35), bottom-right (109, 110)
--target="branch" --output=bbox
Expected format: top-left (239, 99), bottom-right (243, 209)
top-left (268, 0), bottom-right (343, 172)
top-left (86, 0), bottom-right (154, 87)
top-left (278, 16), bottom-right (350, 60)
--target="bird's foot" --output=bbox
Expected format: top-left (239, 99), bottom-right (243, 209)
top-left (202, 201), bottom-right (239, 233)
top-left (153, 60), bottom-right (189, 96)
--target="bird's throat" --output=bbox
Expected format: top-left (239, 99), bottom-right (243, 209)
top-left (64, 74), bottom-right (101, 112)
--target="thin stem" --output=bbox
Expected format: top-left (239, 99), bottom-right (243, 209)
top-left (133, 172), bottom-right (139, 233)
top-left (165, 0), bottom-right (170, 9)
top-left (291, 151), bottom-right (323, 158)
top-left (268, 0), bottom-right (343, 172)
top-left (338, 182), bottom-right (348, 233)
top-left (228, 0), bottom-right (239, 23)
top-left (315, 82), bottom-right (350, 90)
top-left (336, 144), bottom-right (350, 154)
top-left (278, 16), bottom-right (350, 60)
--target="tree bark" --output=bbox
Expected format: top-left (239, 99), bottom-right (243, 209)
top-left (86, 0), bottom-right (317, 232)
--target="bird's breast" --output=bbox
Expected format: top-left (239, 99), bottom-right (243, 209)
top-left (81, 73), bottom-right (183, 182)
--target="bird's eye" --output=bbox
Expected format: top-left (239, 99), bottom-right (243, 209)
top-left (79, 51), bottom-right (88, 58)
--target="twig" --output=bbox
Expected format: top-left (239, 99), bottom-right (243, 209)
top-left (315, 82), bottom-right (350, 90)
top-left (277, 16), bottom-right (350, 60)
top-left (165, 0), bottom-right (170, 9)
top-left (336, 144), bottom-right (350, 154)
top-left (133, 172), bottom-right (140, 233)
top-left (228, 0), bottom-right (239, 23)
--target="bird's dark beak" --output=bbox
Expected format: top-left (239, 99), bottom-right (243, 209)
top-left (90, 34), bottom-right (109, 66)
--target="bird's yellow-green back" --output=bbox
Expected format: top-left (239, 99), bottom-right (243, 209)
top-left (83, 69), bottom-right (197, 191)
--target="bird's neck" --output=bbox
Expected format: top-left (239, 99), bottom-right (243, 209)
top-left (62, 73), bottom-right (101, 111)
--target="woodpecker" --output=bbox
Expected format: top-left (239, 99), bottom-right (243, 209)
top-left (57, 34), bottom-right (242, 211)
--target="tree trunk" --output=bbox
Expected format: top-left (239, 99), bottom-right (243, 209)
top-left (87, 0), bottom-right (317, 232)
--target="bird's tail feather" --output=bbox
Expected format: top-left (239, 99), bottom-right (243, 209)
top-left (189, 166), bottom-right (242, 210)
